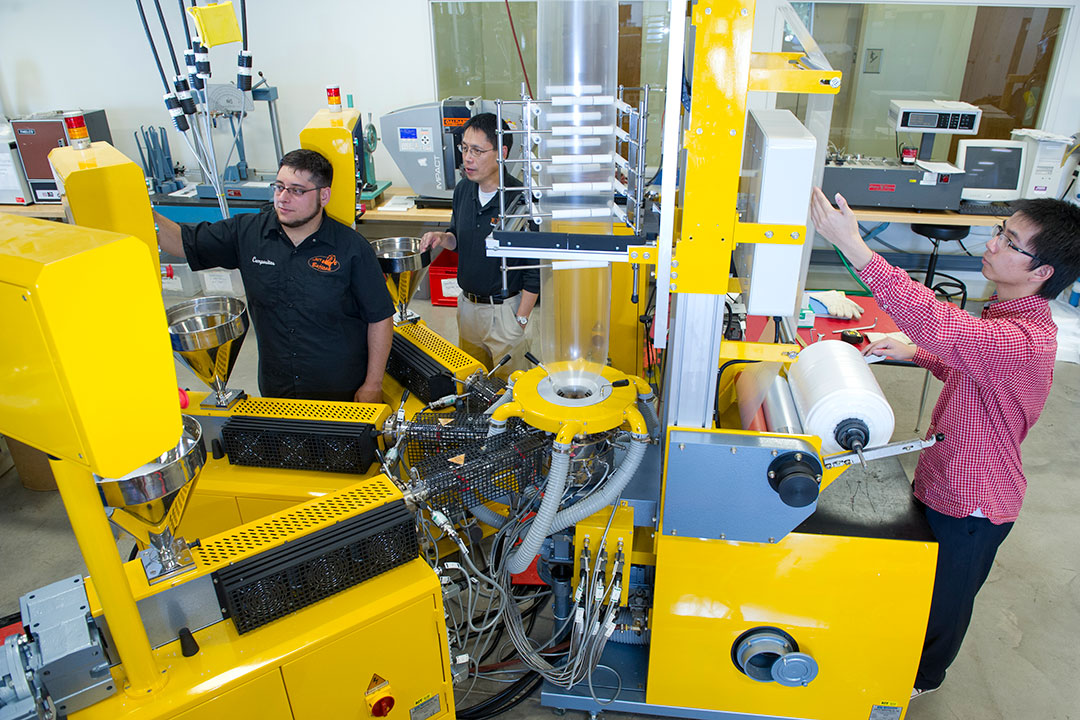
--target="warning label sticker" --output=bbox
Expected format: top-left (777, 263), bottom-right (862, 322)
top-left (867, 704), bottom-right (902, 720)
top-left (410, 695), bottom-right (441, 720)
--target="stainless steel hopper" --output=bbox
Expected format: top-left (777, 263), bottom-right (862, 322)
top-left (373, 237), bottom-right (431, 324)
top-left (166, 295), bottom-right (249, 408)
top-left (96, 415), bottom-right (206, 581)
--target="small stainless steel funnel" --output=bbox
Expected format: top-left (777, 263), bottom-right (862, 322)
top-left (373, 237), bottom-right (431, 323)
top-left (167, 296), bottom-right (249, 408)
top-left (96, 415), bottom-right (207, 582)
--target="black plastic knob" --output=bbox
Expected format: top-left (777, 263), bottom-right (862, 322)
top-left (767, 451), bottom-right (822, 508)
top-left (178, 627), bottom-right (200, 657)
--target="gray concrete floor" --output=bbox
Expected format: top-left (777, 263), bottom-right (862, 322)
top-left (2, 293), bottom-right (1078, 720)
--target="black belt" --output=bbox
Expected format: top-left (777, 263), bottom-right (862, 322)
top-left (463, 291), bottom-right (519, 305)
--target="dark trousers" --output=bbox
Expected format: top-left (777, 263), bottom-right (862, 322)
top-left (915, 503), bottom-right (1013, 690)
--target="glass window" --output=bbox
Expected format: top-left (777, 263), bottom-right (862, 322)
top-left (430, 0), bottom-right (669, 167)
top-left (431, 1), bottom-right (539, 103)
top-left (782, 3), bottom-right (1066, 162)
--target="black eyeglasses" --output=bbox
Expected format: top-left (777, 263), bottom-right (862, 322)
top-left (458, 143), bottom-right (494, 158)
top-left (991, 225), bottom-right (1045, 265)
top-left (269, 182), bottom-right (324, 197)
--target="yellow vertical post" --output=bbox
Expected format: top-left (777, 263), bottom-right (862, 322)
top-left (676, 0), bottom-right (757, 295)
top-left (49, 459), bottom-right (166, 696)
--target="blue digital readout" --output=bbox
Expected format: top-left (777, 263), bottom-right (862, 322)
top-left (400, 128), bottom-right (418, 139)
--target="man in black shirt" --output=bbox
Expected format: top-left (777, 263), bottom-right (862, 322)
top-left (419, 113), bottom-right (540, 378)
top-left (155, 149), bottom-right (394, 403)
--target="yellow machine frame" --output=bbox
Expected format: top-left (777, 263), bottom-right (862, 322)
top-left (299, 109), bottom-right (361, 227)
top-left (49, 142), bottom-right (161, 284)
top-left (77, 478), bottom-right (455, 720)
top-left (1, 213), bottom-right (456, 719)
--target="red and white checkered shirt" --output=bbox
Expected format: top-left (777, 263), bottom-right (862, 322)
top-left (859, 253), bottom-right (1057, 524)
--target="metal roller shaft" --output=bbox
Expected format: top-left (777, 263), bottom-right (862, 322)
top-left (762, 375), bottom-right (804, 435)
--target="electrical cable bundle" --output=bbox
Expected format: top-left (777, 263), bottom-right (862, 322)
top-left (496, 498), bottom-right (625, 703)
top-left (417, 429), bottom-right (637, 713)
top-left (418, 495), bottom-right (553, 716)
top-left (135, 0), bottom-right (254, 219)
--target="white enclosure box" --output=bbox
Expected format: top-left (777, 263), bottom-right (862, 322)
top-left (1011, 128), bottom-right (1072, 199)
top-left (0, 123), bottom-right (33, 205)
top-left (735, 109), bottom-right (817, 317)
top-left (197, 268), bottom-right (245, 297)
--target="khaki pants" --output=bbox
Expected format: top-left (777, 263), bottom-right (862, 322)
top-left (457, 294), bottom-right (535, 379)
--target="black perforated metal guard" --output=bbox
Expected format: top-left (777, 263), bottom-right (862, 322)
top-left (221, 416), bottom-right (377, 474)
top-left (212, 500), bottom-right (417, 634)
top-left (404, 411), bottom-right (496, 465)
top-left (463, 373), bottom-right (507, 412)
top-left (410, 427), bottom-right (550, 515)
top-left (386, 332), bottom-right (457, 403)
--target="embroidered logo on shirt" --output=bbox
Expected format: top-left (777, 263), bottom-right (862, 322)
top-left (251, 255), bottom-right (276, 266)
top-left (309, 254), bottom-right (341, 273)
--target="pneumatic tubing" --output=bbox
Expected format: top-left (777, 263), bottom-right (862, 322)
top-left (548, 427), bottom-right (647, 535)
top-left (505, 407), bottom-right (647, 573)
top-left (485, 376), bottom-right (518, 417)
top-left (470, 502), bottom-right (510, 529)
top-left (637, 390), bottom-right (659, 440)
top-left (504, 422), bottom-right (582, 575)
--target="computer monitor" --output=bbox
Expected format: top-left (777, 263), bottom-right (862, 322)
top-left (956, 139), bottom-right (1027, 203)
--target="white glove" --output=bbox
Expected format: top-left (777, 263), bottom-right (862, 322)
top-left (807, 290), bottom-right (863, 320)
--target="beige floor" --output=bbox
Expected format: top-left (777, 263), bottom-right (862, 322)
top-left (2, 294), bottom-right (1078, 720)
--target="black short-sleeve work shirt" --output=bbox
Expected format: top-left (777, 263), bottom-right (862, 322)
top-left (181, 209), bottom-right (394, 401)
top-left (447, 175), bottom-right (541, 297)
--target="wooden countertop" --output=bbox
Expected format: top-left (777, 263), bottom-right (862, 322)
top-left (0, 203), bottom-right (67, 220)
top-left (851, 207), bottom-right (1004, 227)
top-left (361, 186), bottom-right (452, 223)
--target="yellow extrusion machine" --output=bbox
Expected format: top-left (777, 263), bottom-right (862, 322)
top-left (0, 214), bottom-right (455, 720)
top-left (0, 3), bottom-right (943, 720)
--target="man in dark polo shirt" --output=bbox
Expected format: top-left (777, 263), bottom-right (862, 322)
top-left (155, 149), bottom-right (394, 402)
top-left (419, 113), bottom-right (539, 378)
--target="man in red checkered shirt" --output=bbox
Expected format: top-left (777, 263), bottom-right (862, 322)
top-left (811, 188), bottom-right (1080, 700)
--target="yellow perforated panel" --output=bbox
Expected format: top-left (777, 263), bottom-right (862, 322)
top-left (231, 397), bottom-right (387, 424)
top-left (396, 323), bottom-right (483, 378)
top-left (194, 477), bottom-right (400, 568)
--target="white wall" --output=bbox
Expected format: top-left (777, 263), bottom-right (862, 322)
top-left (2, 0), bottom-right (1077, 193)
top-left (0, 0), bottom-right (438, 187)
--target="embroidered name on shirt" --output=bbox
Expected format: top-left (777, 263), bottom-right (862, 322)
top-left (252, 256), bottom-right (276, 266)
top-left (309, 254), bottom-right (341, 273)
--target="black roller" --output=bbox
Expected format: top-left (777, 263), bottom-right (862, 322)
top-left (834, 417), bottom-right (870, 451)
top-left (767, 451), bottom-right (822, 509)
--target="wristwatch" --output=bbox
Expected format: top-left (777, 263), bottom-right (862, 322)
top-left (516, 315), bottom-right (529, 327)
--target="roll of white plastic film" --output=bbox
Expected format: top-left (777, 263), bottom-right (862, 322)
top-left (787, 340), bottom-right (894, 453)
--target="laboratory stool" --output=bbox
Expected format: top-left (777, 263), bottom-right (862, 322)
top-left (910, 223), bottom-right (970, 430)
top-left (911, 223), bottom-right (969, 288)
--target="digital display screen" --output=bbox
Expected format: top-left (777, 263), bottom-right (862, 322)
top-left (399, 128), bottom-right (418, 139)
top-left (963, 147), bottom-right (1024, 189)
top-left (907, 112), bottom-right (939, 128)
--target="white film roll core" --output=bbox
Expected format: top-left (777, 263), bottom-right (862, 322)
top-left (786, 340), bottom-right (895, 453)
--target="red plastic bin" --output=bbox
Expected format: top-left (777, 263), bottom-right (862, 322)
top-left (428, 250), bottom-right (461, 307)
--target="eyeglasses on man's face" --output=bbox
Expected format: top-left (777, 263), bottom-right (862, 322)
top-left (458, 143), bottom-right (494, 158)
top-left (991, 224), bottom-right (1045, 265)
top-left (269, 182), bottom-right (324, 198)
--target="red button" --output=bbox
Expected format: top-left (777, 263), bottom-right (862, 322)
top-left (371, 696), bottom-right (395, 717)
